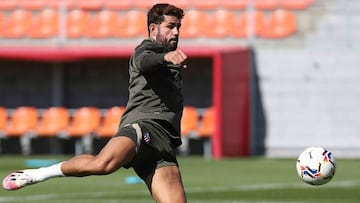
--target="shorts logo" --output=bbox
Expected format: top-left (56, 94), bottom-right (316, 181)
top-left (143, 132), bottom-right (151, 144)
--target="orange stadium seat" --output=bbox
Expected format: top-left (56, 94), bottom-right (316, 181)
top-left (28, 9), bottom-right (59, 38)
top-left (74, 0), bottom-right (104, 10)
top-left (61, 107), bottom-right (101, 137)
top-left (206, 9), bottom-right (236, 38)
top-left (181, 106), bottom-right (199, 136)
top-left (232, 11), bottom-right (265, 38)
top-left (86, 10), bottom-right (120, 38)
top-left (192, 0), bottom-right (220, 10)
top-left (259, 9), bottom-right (297, 38)
top-left (95, 106), bottom-right (125, 138)
top-left (103, 0), bottom-right (133, 10)
top-left (196, 107), bottom-right (215, 137)
top-left (66, 9), bottom-right (90, 38)
top-left (0, 0), bottom-right (18, 10)
top-left (115, 10), bottom-right (147, 38)
top-left (221, 0), bottom-right (248, 10)
top-left (165, 0), bottom-right (191, 9)
top-left (180, 10), bottom-right (208, 38)
top-left (48, 0), bottom-right (75, 9)
top-left (0, 107), bottom-right (8, 130)
top-left (18, 0), bottom-right (47, 10)
top-left (2, 106), bottom-right (38, 137)
top-left (1, 9), bottom-right (32, 38)
top-left (254, 0), bottom-right (279, 10)
top-left (33, 107), bottom-right (70, 137)
top-left (279, 0), bottom-right (315, 10)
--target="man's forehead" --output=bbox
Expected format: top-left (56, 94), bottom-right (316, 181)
top-left (162, 15), bottom-right (181, 24)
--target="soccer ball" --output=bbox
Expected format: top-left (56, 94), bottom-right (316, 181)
top-left (296, 147), bottom-right (336, 186)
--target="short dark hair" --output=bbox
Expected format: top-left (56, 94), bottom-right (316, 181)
top-left (147, 3), bottom-right (185, 34)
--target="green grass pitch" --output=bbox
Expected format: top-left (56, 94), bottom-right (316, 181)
top-left (0, 155), bottom-right (359, 203)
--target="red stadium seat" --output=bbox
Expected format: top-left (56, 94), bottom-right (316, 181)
top-left (180, 10), bottom-right (208, 38)
top-left (254, 0), bottom-right (279, 10)
top-left (279, 0), bottom-right (315, 10)
top-left (221, 0), bottom-right (248, 10)
top-left (33, 107), bottom-right (70, 137)
top-left (205, 9), bottom-right (236, 38)
top-left (86, 10), bottom-right (120, 38)
top-left (0, 0), bottom-right (18, 10)
top-left (1, 9), bottom-right (32, 38)
top-left (18, 0), bottom-right (46, 10)
top-left (232, 11), bottom-right (265, 38)
top-left (28, 9), bottom-right (59, 38)
top-left (259, 9), bottom-right (297, 38)
top-left (114, 10), bottom-right (147, 38)
top-left (66, 9), bottom-right (90, 38)
top-left (103, 0), bottom-right (133, 10)
top-left (95, 106), bottom-right (125, 138)
top-left (3, 106), bottom-right (38, 137)
top-left (181, 106), bottom-right (199, 136)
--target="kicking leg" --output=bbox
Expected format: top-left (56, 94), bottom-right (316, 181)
top-left (2, 136), bottom-right (136, 190)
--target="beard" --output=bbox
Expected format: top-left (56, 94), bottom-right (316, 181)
top-left (156, 31), bottom-right (178, 51)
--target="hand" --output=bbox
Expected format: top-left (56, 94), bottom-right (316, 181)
top-left (164, 50), bottom-right (187, 68)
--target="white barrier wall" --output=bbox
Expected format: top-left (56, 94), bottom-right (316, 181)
top-left (258, 48), bottom-right (360, 158)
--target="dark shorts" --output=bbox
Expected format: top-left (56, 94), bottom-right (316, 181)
top-left (115, 120), bottom-right (181, 181)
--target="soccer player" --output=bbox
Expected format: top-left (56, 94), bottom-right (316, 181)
top-left (2, 3), bottom-right (188, 203)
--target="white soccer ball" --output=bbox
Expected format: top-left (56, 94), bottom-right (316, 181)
top-left (296, 147), bottom-right (336, 186)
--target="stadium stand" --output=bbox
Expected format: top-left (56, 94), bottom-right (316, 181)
top-left (0, 0), bottom-right (17, 10)
top-left (17, 0), bottom-right (47, 10)
top-left (232, 10), bottom-right (265, 38)
top-left (66, 9), bottom-right (90, 38)
top-left (259, 9), bottom-right (297, 38)
top-left (205, 9), bottom-right (237, 38)
top-left (95, 106), bottom-right (125, 138)
top-left (181, 106), bottom-right (199, 136)
top-left (103, 0), bottom-right (133, 10)
top-left (28, 9), bottom-right (59, 38)
top-left (192, 0), bottom-right (220, 10)
top-left (33, 107), bottom-right (70, 136)
top-left (2, 106), bottom-right (38, 137)
top-left (180, 9), bottom-right (208, 38)
top-left (196, 107), bottom-right (215, 138)
top-left (74, 0), bottom-right (104, 10)
top-left (279, 0), bottom-right (315, 10)
top-left (86, 9), bottom-right (120, 38)
top-left (254, 0), bottom-right (279, 10)
top-left (114, 10), bottom-right (147, 38)
top-left (0, 107), bottom-right (7, 131)
top-left (1, 9), bottom-right (32, 38)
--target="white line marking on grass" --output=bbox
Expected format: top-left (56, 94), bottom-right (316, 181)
top-left (0, 181), bottom-right (358, 202)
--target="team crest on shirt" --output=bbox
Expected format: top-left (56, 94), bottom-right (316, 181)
top-left (143, 131), bottom-right (151, 144)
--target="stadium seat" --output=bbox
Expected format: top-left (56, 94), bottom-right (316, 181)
top-left (2, 106), bottom-right (38, 137)
top-left (165, 0), bottom-right (191, 9)
top-left (192, 0), bottom-right (220, 10)
top-left (61, 107), bottom-right (101, 138)
top-left (28, 9), bottom-right (59, 38)
top-left (103, 0), bottom-right (133, 10)
top-left (181, 106), bottom-right (199, 136)
top-left (66, 9), bottom-right (90, 38)
top-left (221, 0), bottom-right (248, 10)
top-left (133, 0), bottom-right (164, 10)
top-left (279, 0), bottom-right (315, 10)
top-left (18, 0), bottom-right (47, 10)
top-left (114, 10), bottom-right (147, 38)
top-left (33, 107), bottom-right (70, 136)
top-left (196, 107), bottom-right (215, 137)
top-left (232, 11), bottom-right (265, 38)
top-left (180, 10), bottom-right (208, 38)
top-left (259, 9), bottom-right (297, 38)
top-left (86, 10), bottom-right (120, 38)
top-left (48, 0), bottom-right (75, 9)
top-left (1, 9), bottom-right (32, 38)
top-left (0, 0), bottom-right (18, 10)
top-left (95, 106), bottom-right (125, 138)
top-left (205, 9), bottom-right (236, 38)
top-left (74, 0), bottom-right (104, 10)
top-left (254, 0), bottom-right (279, 10)
top-left (0, 107), bottom-right (7, 131)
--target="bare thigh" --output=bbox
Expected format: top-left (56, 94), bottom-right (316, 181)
top-left (149, 165), bottom-right (187, 203)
